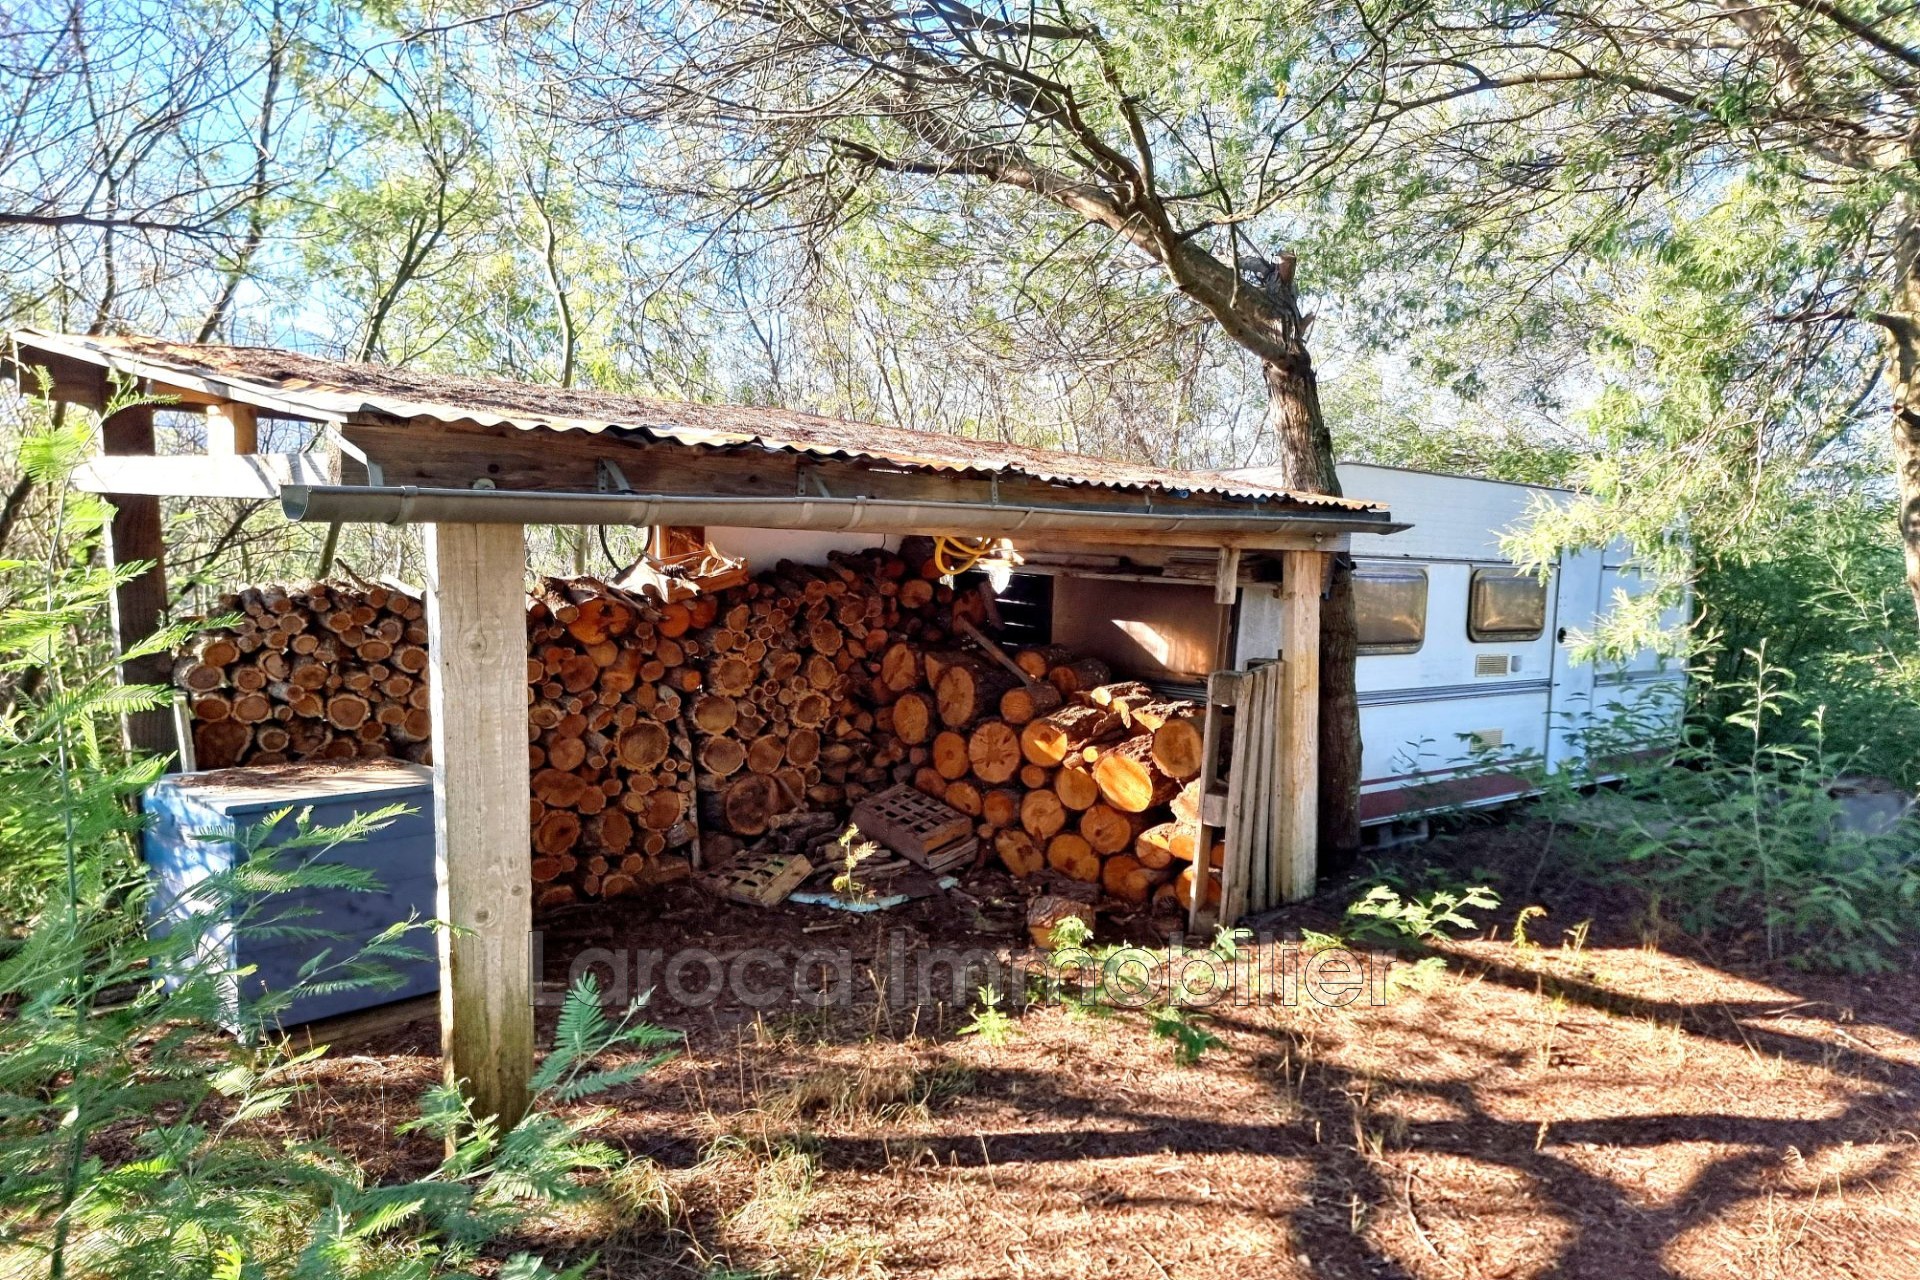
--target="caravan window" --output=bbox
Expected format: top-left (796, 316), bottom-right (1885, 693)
top-left (1353, 566), bottom-right (1427, 655)
top-left (1468, 567), bottom-right (1547, 642)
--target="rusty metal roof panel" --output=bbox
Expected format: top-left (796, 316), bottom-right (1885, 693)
top-left (7, 330), bottom-right (1379, 511)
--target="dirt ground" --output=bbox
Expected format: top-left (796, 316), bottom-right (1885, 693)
top-left (290, 820), bottom-right (1920, 1279)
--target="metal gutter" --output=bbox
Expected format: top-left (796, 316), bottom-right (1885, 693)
top-left (281, 484), bottom-right (1405, 540)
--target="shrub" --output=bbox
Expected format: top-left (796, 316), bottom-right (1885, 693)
top-left (1549, 649), bottom-right (1920, 973)
top-left (0, 509), bottom-right (678, 1277)
top-left (0, 797), bottom-right (677, 1279)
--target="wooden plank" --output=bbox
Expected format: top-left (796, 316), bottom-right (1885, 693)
top-left (1220, 667), bottom-right (1266, 925)
top-left (1256, 666), bottom-right (1283, 911)
top-left (1276, 550), bottom-right (1325, 903)
top-left (1197, 581), bottom-right (1239, 926)
top-left (71, 452), bottom-right (336, 499)
top-left (170, 695), bottom-right (196, 771)
top-left (99, 404), bottom-right (175, 757)
top-left (1020, 529), bottom-right (1351, 553)
top-left (293, 993), bottom-right (438, 1052)
top-left (1266, 661), bottom-right (1290, 910)
top-left (4, 348), bottom-right (108, 409)
top-left (425, 521), bottom-right (534, 1129)
top-left (1212, 546), bottom-right (1242, 605)
top-left (205, 402), bottom-right (259, 454)
top-left (1221, 679), bottom-right (1251, 932)
top-left (1189, 669), bottom-right (1235, 935)
top-left (1246, 664), bottom-right (1278, 913)
top-left (1238, 667), bottom-right (1264, 914)
top-left (955, 616), bottom-right (1042, 688)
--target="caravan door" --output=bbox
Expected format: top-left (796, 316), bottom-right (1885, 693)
top-left (1546, 546), bottom-right (1604, 772)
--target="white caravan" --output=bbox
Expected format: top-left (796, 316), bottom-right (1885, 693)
top-left (1235, 462), bottom-right (1688, 834)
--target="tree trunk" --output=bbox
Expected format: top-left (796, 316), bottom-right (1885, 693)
top-left (1260, 346), bottom-right (1363, 861)
top-left (1892, 210), bottom-right (1920, 627)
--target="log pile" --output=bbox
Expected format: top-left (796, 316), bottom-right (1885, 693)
top-left (176, 582), bottom-right (433, 770)
top-left (176, 538), bottom-right (1226, 914)
top-left (864, 642), bottom-right (1222, 910)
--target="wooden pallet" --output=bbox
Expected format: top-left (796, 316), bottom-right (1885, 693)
top-left (851, 784), bottom-right (976, 872)
top-left (916, 837), bottom-right (980, 875)
top-left (708, 851), bottom-right (813, 906)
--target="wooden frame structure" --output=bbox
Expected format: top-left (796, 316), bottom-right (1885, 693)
top-left (7, 328), bottom-right (1401, 1125)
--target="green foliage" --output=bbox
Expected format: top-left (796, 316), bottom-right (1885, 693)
top-left (0, 812), bottom-right (661, 1277)
top-left (829, 825), bottom-right (881, 904)
top-left (1693, 495), bottom-right (1920, 785)
top-left (1298, 929), bottom-right (1345, 955)
top-left (1147, 1005), bottom-right (1223, 1067)
top-left (532, 974), bottom-right (682, 1104)
top-left (1207, 923), bottom-right (1243, 963)
top-left (1496, 183), bottom-right (1887, 664)
top-left (1547, 650), bottom-right (1920, 974)
top-left (0, 842), bottom-right (671, 1278)
top-left (1343, 883), bottom-right (1501, 950)
top-left (1511, 906), bottom-right (1547, 950)
top-left (957, 985), bottom-right (1018, 1047)
top-left (1033, 913), bottom-right (1237, 1063)
top-left (1317, 872), bottom-right (1498, 999)
top-left (0, 394), bottom-right (186, 931)
top-left (1383, 955), bottom-right (1450, 997)
top-left (0, 562), bottom-right (673, 1278)
top-left (1324, 365), bottom-right (1587, 488)
top-left (1043, 912), bottom-right (1091, 955)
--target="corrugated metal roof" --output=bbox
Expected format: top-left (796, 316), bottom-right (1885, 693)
top-left (9, 329), bottom-right (1378, 512)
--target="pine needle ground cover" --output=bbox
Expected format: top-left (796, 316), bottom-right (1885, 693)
top-left (296, 821), bottom-right (1920, 1280)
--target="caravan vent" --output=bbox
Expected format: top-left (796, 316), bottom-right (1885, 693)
top-left (1470, 728), bottom-right (1506, 750)
top-left (1474, 654), bottom-right (1509, 678)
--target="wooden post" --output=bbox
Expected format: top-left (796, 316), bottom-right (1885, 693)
top-left (1276, 550), bottom-right (1325, 903)
top-left (205, 403), bottom-right (258, 454)
top-left (424, 522), bottom-right (534, 1129)
top-left (100, 404), bottom-right (176, 757)
top-left (1211, 546), bottom-right (1241, 606)
top-left (1210, 545), bottom-right (1238, 677)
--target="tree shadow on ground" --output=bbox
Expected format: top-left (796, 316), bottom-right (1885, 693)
top-left (576, 953), bottom-right (1915, 1279)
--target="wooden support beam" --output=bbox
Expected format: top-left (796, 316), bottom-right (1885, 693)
top-left (205, 402), bottom-right (258, 454)
top-left (1249, 667), bottom-right (1281, 917)
top-left (1212, 546), bottom-right (1242, 605)
top-left (99, 404), bottom-right (175, 758)
top-left (4, 349), bottom-right (108, 409)
top-left (71, 452), bottom-right (336, 499)
top-left (424, 522), bottom-right (534, 1130)
top-left (1276, 550), bottom-right (1325, 903)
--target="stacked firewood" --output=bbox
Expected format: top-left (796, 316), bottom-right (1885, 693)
top-left (173, 543), bottom-right (983, 902)
top-left (176, 582), bottom-right (432, 770)
top-left (175, 538), bottom-right (1225, 911)
top-left (519, 547), bottom-right (998, 902)
top-left (865, 641), bottom-right (1222, 910)
top-left (523, 576), bottom-right (699, 906)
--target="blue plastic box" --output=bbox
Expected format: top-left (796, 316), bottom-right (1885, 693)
top-left (143, 760), bottom-right (440, 1027)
